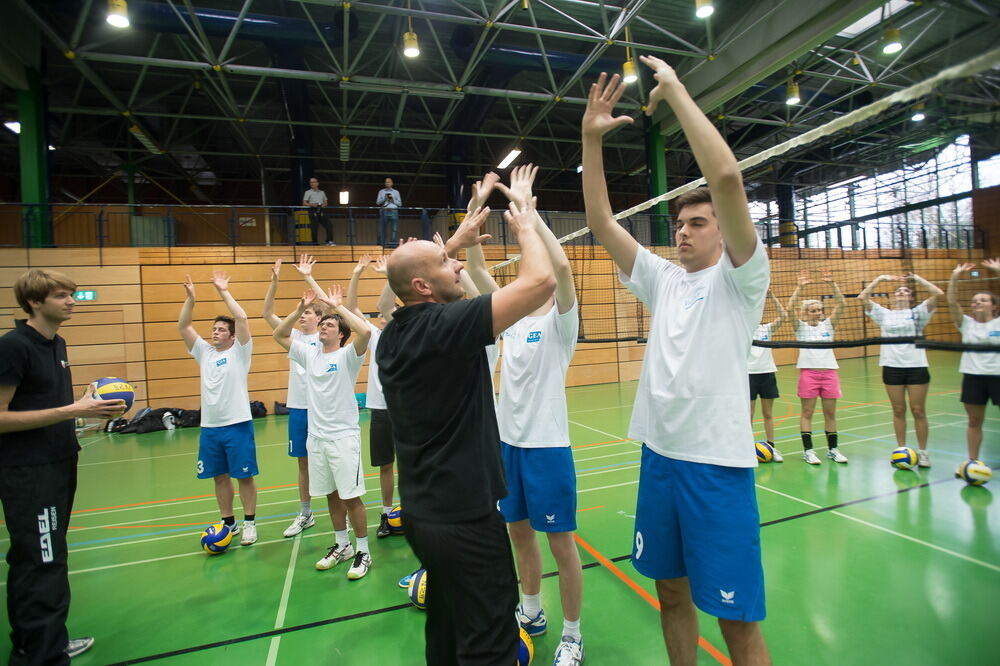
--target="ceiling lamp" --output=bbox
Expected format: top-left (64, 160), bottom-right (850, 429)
top-left (4, 121), bottom-right (21, 134)
top-left (911, 102), bottom-right (925, 122)
top-left (106, 0), bottom-right (130, 28)
top-left (497, 148), bottom-right (521, 169)
top-left (339, 190), bottom-right (350, 205)
top-left (785, 80), bottom-right (800, 105)
top-left (622, 27), bottom-right (637, 84)
top-left (695, 0), bottom-right (714, 19)
top-left (882, 26), bottom-right (902, 55)
top-left (402, 1), bottom-right (419, 57)
top-left (339, 136), bottom-right (350, 161)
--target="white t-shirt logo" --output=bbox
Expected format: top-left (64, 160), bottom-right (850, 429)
top-left (326, 363), bottom-right (339, 373)
top-left (215, 358), bottom-right (227, 367)
top-left (526, 331), bottom-right (542, 343)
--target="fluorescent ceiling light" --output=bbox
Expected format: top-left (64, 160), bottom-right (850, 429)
top-left (339, 190), bottom-right (350, 205)
top-left (4, 121), bottom-right (21, 134)
top-left (497, 148), bottom-right (521, 169)
top-left (837, 0), bottom-right (908, 38)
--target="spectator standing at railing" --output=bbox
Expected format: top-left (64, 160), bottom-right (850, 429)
top-left (376, 177), bottom-right (402, 247)
top-left (303, 177), bottom-right (333, 246)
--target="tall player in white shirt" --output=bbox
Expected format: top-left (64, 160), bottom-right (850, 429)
top-left (947, 259), bottom-right (1000, 475)
top-left (178, 271), bottom-right (260, 546)
top-left (858, 273), bottom-right (943, 467)
top-left (274, 285), bottom-right (373, 579)
top-left (582, 60), bottom-right (771, 664)
top-left (263, 258), bottom-right (324, 537)
top-left (787, 271), bottom-right (848, 465)
top-left (465, 166), bottom-right (585, 665)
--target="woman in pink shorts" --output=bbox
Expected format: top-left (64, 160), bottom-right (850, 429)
top-left (788, 271), bottom-right (848, 465)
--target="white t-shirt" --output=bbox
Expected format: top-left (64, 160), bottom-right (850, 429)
top-left (959, 315), bottom-right (1000, 375)
top-left (498, 303), bottom-right (579, 447)
top-left (795, 319), bottom-right (838, 369)
top-left (620, 240), bottom-right (769, 468)
top-left (286, 328), bottom-right (320, 409)
top-left (365, 325), bottom-right (387, 410)
top-left (190, 337), bottom-right (253, 427)
top-left (748, 322), bottom-right (777, 374)
top-left (866, 302), bottom-right (930, 368)
top-left (303, 189), bottom-right (327, 206)
top-left (289, 341), bottom-right (365, 440)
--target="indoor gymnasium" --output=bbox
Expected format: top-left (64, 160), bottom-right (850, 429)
top-left (0, 1), bottom-right (998, 665)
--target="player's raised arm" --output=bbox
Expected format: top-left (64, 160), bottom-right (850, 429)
top-left (317, 284), bottom-right (371, 356)
top-left (212, 271), bottom-right (251, 345)
top-left (640, 55), bottom-right (756, 267)
top-left (178, 274), bottom-right (199, 351)
top-left (273, 291), bottom-right (314, 351)
top-left (490, 199), bottom-right (556, 336)
top-left (262, 259), bottom-right (283, 330)
top-left (581, 73), bottom-right (639, 278)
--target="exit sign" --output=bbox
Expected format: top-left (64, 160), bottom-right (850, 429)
top-left (74, 290), bottom-right (97, 301)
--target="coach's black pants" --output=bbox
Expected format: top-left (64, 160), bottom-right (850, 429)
top-left (308, 207), bottom-right (332, 244)
top-left (0, 457), bottom-right (77, 666)
top-left (404, 510), bottom-right (518, 666)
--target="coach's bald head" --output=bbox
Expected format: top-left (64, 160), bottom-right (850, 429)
top-left (387, 240), bottom-right (466, 305)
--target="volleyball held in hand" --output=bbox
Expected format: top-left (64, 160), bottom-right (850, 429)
top-left (890, 447), bottom-right (919, 470)
top-left (93, 377), bottom-right (135, 414)
top-left (957, 459), bottom-right (992, 486)
top-left (200, 523), bottom-right (233, 555)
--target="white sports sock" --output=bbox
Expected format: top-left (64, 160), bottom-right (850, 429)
top-left (521, 593), bottom-right (541, 617)
top-left (335, 529), bottom-right (350, 548)
top-left (562, 618), bottom-right (581, 641)
top-left (356, 536), bottom-right (369, 554)
top-left (300, 501), bottom-right (312, 516)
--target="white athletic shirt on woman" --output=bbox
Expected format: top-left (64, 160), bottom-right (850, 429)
top-left (498, 302), bottom-right (579, 448)
top-left (286, 328), bottom-right (320, 409)
top-left (748, 322), bottom-right (778, 374)
top-left (365, 325), bottom-right (387, 410)
top-left (959, 315), bottom-right (1000, 375)
top-left (621, 239), bottom-right (769, 468)
top-left (191, 337), bottom-right (253, 427)
top-left (289, 341), bottom-right (365, 440)
top-left (866, 302), bottom-right (930, 368)
top-left (795, 319), bottom-right (838, 369)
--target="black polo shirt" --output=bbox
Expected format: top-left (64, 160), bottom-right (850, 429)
top-left (376, 294), bottom-right (506, 522)
top-left (0, 320), bottom-right (79, 467)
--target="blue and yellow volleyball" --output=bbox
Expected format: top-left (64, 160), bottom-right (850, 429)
top-left (407, 568), bottom-right (427, 609)
top-left (890, 447), bottom-right (919, 470)
top-left (200, 523), bottom-right (233, 555)
top-left (755, 441), bottom-right (774, 463)
top-left (957, 459), bottom-right (992, 486)
top-left (93, 377), bottom-right (135, 413)
top-left (387, 505), bottom-right (404, 534)
top-left (517, 627), bottom-right (534, 665)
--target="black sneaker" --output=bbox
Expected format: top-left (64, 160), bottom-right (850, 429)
top-left (66, 637), bottom-right (95, 658)
top-left (376, 513), bottom-right (391, 538)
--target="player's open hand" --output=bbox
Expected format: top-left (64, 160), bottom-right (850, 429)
top-left (582, 73), bottom-right (634, 139)
top-left (496, 164), bottom-right (538, 208)
top-left (294, 254), bottom-right (317, 276)
top-left (640, 55), bottom-right (681, 117)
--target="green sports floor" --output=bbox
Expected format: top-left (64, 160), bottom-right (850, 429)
top-left (0, 351), bottom-right (996, 665)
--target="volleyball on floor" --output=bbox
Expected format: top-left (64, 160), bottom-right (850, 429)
top-left (387, 505), bottom-right (403, 534)
top-left (517, 627), bottom-right (534, 665)
top-left (407, 568), bottom-right (427, 609)
top-left (957, 459), bottom-right (992, 486)
top-left (890, 447), bottom-right (919, 470)
top-left (200, 523), bottom-right (233, 554)
top-left (755, 441), bottom-right (774, 463)
top-left (93, 377), bottom-right (135, 413)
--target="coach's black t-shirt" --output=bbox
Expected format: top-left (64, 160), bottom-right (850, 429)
top-left (0, 320), bottom-right (79, 467)
top-left (376, 295), bottom-right (505, 522)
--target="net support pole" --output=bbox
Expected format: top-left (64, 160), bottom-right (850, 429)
top-left (777, 183), bottom-right (796, 247)
top-left (644, 116), bottom-right (669, 245)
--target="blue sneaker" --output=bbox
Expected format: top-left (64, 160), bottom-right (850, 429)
top-left (398, 572), bottom-right (415, 588)
top-left (516, 604), bottom-right (547, 636)
top-left (553, 636), bottom-right (584, 665)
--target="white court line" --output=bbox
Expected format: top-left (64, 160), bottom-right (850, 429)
top-left (756, 485), bottom-right (1000, 573)
top-left (265, 536), bottom-right (301, 666)
top-left (570, 419), bottom-right (635, 442)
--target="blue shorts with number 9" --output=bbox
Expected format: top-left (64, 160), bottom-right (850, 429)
top-left (631, 445), bottom-right (765, 622)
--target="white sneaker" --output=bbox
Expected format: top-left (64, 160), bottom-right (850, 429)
top-left (347, 551), bottom-right (372, 580)
top-left (316, 543), bottom-right (355, 570)
top-left (240, 521), bottom-right (258, 545)
top-left (802, 449), bottom-right (822, 465)
top-left (227, 522), bottom-right (239, 535)
top-left (553, 636), bottom-right (585, 666)
top-left (771, 448), bottom-right (784, 463)
top-left (283, 513), bottom-right (315, 537)
top-left (827, 448), bottom-right (848, 464)
top-left (917, 450), bottom-right (931, 468)
top-left (66, 637), bottom-right (95, 658)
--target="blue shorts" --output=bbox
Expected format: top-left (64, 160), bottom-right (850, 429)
top-left (197, 421), bottom-right (259, 479)
top-left (288, 408), bottom-right (309, 457)
top-left (631, 445), bottom-right (765, 622)
top-left (498, 442), bottom-right (577, 532)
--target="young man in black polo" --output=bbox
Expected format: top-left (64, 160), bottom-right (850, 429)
top-left (0, 269), bottom-right (126, 664)
top-left (377, 200), bottom-right (556, 665)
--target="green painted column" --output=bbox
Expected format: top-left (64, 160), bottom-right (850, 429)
top-left (644, 116), bottom-right (668, 245)
top-left (17, 67), bottom-right (50, 247)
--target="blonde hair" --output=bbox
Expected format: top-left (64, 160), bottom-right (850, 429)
top-left (14, 269), bottom-right (77, 315)
top-left (800, 298), bottom-right (822, 312)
